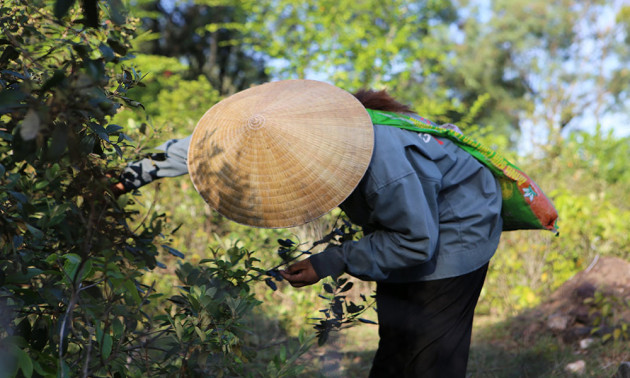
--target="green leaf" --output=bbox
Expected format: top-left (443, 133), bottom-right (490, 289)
top-left (123, 279), bottom-right (142, 304)
top-left (194, 326), bottom-right (206, 341)
top-left (264, 278), bottom-right (277, 291)
top-left (323, 283), bottom-right (334, 293)
top-left (62, 254), bottom-right (81, 282)
top-left (95, 322), bottom-right (104, 345)
top-left (8, 191), bottom-right (27, 203)
top-left (81, 260), bottom-right (93, 281)
top-left (174, 320), bottom-right (183, 341)
top-left (1, 70), bottom-right (26, 80)
top-left (279, 345), bottom-right (286, 362)
top-left (85, 60), bottom-right (105, 80)
top-left (0, 88), bottom-right (27, 113)
top-left (346, 301), bottom-right (364, 314)
top-left (72, 43), bottom-right (90, 59)
top-left (106, 124), bottom-right (124, 134)
top-left (54, 0), bottom-right (77, 19)
top-left (0, 45), bottom-right (19, 66)
top-left (339, 281), bottom-right (353, 293)
top-left (106, 38), bottom-right (127, 57)
top-left (112, 318), bottom-right (123, 338)
top-left (13, 345), bottom-right (33, 378)
top-left (60, 360), bottom-right (70, 378)
top-left (277, 238), bottom-right (295, 247)
top-left (89, 123), bottom-right (110, 142)
top-left (112, 143), bottom-right (123, 157)
top-left (358, 318), bottom-right (377, 325)
top-left (106, 0), bottom-right (126, 25)
top-left (15, 318), bottom-right (31, 342)
top-left (41, 70), bottom-right (66, 92)
top-left (162, 245), bottom-right (185, 259)
top-left (26, 224), bottom-right (44, 239)
top-left (102, 334), bottom-right (112, 359)
top-left (46, 207), bottom-right (68, 227)
top-left (31, 317), bottom-right (48, 351)
top-left (5, 268), bottom-right (44, 284)
top-left (317, 330), bottom-right (329, 346)
top-left (46, 125), bottom-right (68, 161)
top-left (99, 43), bottom-right (115, 62)
top-left (31, 359), bottom-right (49, 376)
top-left (79, 134), bottom-right (96, 154)
top-left (0, 129), bottom-right (12, 141)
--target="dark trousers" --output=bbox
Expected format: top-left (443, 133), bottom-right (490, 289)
top-left (369, 263), bottom-right (489, 378)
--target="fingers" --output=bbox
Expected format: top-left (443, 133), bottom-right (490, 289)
top-left (280, 258), bottom-right (320, 288)
top-left (110, 182), bottom-right (127, 196)
top-left (278, 267), bottom-right (306, 287)
top-left (285, 259), bottom-right (310, 273)
top-left (279, 270), bottom-right (309, 287)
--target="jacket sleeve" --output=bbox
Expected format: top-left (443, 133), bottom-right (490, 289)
top-left (310, 171), bottom-right (440, 281)
top-left (119, 136), bottom-right (191, 191)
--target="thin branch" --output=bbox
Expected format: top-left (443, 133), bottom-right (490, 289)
top-left (132, 183), bottom-right (161, 234)
top-left (81, 321), bottom-right (94, 378)
top-left (59, 282), bottom-right (83, 376)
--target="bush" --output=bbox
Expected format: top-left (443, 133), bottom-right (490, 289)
top-left (480, 128), bottom-right (630, 316)
top-left (0, 2), bottom-right (310, 376)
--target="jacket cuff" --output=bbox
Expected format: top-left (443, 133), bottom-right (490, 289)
top-left (309, 246), bottom-right (346, 279)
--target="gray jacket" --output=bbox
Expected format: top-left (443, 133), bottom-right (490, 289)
top-left (121, 122), bottom-right (502, 283)
top-left (310, 124), bottom-right (503, 282)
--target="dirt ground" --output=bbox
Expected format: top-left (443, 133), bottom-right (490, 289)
top-left (507, 255), bottom-right (630, 345)
top-left (300, 256), bottom-right (630, 376)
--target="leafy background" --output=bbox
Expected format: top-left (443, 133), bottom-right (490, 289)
top-left (1, 0), bottom-right (629, 376)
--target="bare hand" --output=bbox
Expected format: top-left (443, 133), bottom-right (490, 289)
top-left (110, 182), bottom-right (127, 196)
top-left (280, 258), bottom-right (320, 288)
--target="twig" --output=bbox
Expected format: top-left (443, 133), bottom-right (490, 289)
top-left (585, 254), bottom-right (600, 273)
top-left (81, 321), bottom-right (94, 378)
top-left (245, 212), bottom-right (348, 283)
top-left (244, 250), bottom-right (310, 284)
top-left (132, 183), bottom-right (161, 234)
top-left (79, 278), bottom-right (106, 291)
top-left (59, 282), bottom-right (83, 377)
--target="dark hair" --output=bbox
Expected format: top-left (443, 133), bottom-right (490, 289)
top-left (353, 89), bottom-right (414, 113)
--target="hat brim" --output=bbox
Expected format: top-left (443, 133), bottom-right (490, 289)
top-left (187, 79), bottom-right (374, 228)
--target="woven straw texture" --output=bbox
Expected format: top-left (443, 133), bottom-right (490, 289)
top-left (187, 79), bottom-right (374, 228)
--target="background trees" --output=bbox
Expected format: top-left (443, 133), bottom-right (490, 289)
top-left (131, 0), bottom-right (268, 96)
top-left (2, 0), bottom-right (629, 376)
top-left (453, 0), bottom-right (630, 146)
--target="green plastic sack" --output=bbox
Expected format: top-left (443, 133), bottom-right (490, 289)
top-left (367, 109), bottom-right (559, 234)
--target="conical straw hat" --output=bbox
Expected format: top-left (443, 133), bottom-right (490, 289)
top-left (187, 79), bottom-right (374, 228)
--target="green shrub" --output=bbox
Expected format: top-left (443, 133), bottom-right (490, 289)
top-left (0, 2), bottom-right (310, 376)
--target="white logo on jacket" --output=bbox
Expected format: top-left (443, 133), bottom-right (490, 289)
top-left (418, 133), bottom-right (432, 143)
